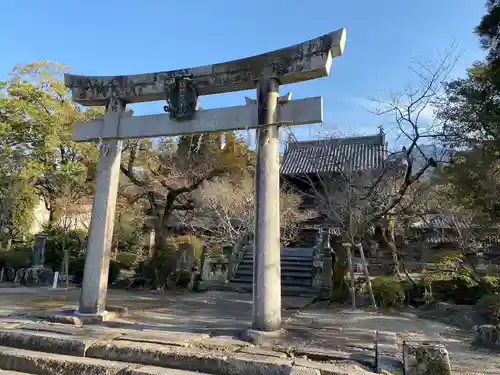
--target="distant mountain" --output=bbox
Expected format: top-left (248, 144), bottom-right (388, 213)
top-left (410, 144), bottom-right (451, 169)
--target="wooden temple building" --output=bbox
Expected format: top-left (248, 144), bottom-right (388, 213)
top-left (279, 131), bottom-right (389, 245)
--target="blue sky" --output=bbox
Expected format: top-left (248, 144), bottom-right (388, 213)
top-left (1, 0), bottom-right (487, 148)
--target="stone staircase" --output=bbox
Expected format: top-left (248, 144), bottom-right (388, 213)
top-left (0, 316), bottom-right (381, 375)
top-left (230, 247), bottom-right (318, 297)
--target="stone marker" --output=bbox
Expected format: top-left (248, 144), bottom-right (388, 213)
top-left (65, 29), bottom-right (347, 334)
top-left (52, 271), bottom-right (59, 289)
top-left (32, 233), bottom-right (47, 268)
top-left (403, 341), bottom-right (451, 375)
top-left (473, 324), bottom-right (500, 348)
top-left (177, 243), bottom-right (194, 272)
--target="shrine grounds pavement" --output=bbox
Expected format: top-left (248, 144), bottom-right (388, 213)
top-left (0, 287), bottom-right (499, 374)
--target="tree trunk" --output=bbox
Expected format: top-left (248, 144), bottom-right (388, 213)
top-left (151, 223), bottom-right (178, 289)
top-left (355, 243), bottom-right (377, 308)
top-left (62, 232), bottom-right (69, 289)
top-left (374, 224), bottom-right (400, 277)
top-left (331, 238), bottom-right (349, 302)
top-left (345, 243), bottom-right (356, 309)
top-left (47, 204), bottom-right (60, 227)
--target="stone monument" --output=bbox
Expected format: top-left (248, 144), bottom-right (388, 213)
top-left (65, 28), bottom-right (347, 333)
top-left (32, 233), bottom-right (47, 268)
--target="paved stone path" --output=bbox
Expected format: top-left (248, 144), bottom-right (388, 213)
top-left (294, 305), bottom-right (500, 375)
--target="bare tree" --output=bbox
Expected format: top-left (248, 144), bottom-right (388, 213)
top-left (281, 44), bottom-right (461, 299)
top-left (187, 177), bottom-right (316, 250)
top-left (360, 43), bottom-right (461, 221)
top-left (119, 135), bottom-right (249, 275)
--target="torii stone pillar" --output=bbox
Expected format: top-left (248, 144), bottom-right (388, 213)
top-left (78, 98), bottom-right (124, 315)
top-left (253, 77), bottom-right (281, 331)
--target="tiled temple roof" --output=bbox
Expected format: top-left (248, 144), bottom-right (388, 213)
top-left (411, 214), bottom-right (474, 230)
top-left (280, 133), bottom-right (388, 176)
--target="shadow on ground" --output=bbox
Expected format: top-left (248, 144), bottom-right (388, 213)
top-left (2, 287), bottom-right (500, 374)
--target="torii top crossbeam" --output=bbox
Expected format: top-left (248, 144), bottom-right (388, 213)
top-left (64, 28), bottom-right (346, 106)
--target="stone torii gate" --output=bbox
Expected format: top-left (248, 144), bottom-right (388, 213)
top-left (65, 28), bottom-right (346, 333)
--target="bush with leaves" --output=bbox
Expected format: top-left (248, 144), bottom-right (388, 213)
top-left (116, 252), bottom-right (138, 270)
top-left (150, 237), bottom-right (178, 288)
top-left (0, 245), bottom-right (32, 270)
top-left (168, 270), bottom-right (194, 289)
top-left (43, 225), bottom-right (87, 271)
top-left (421, 266), bottom-right (484, 304)
top-left (113, 217), bottom-right (145, 255)
top-left (480, 276), bottom-right (500, 295)
top-left (0, 178), bottom-right (38, 244)
top-left (371, 276), bottom-right (405, 307)
top-left (423, 249), bottom-right (462, 264)
top-left (108, 260), bottom-right (122, 284)
top-left (133, 235), bottom-right (205, 289)
top-left (70, 257), bottom-right (121, 285)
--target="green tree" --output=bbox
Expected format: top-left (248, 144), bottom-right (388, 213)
top-left (437, 149), bottom-right (500, 217)
top-left (476, 0), bottom-right (500, 85)
top-left (437, 1), bottom-right (500, 218)
top-left (0, 176), bottom-right (37, 246)
top-left (0, 61), bottom-right (102, 225)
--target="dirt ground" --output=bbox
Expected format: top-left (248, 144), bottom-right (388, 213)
top-left (0, 287), bottom-right (498, 374)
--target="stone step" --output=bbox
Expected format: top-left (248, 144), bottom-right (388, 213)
top-left (242, 255), bottom-right (313, 263)
top-left (0, 345), bottom-right (214, 375)
top-left (238, 262), bottom-right (313, 270)
top-left (0, 329), bottom-right (370, 375)
top-left (235, 269), bottom-right (313, 279)
top-left (237, 263), bottom-right (313, 271)
top-left (229, 282), bottom-right (319, 297)
top-left (238, 259), bottom-right (313, 269)
top-left (231, 275), bottom-right (312, 287)
top-left (242, 248), bottom-right (313, 258)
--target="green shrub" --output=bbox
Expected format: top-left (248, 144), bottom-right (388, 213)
top-left (371, 276), bottom-right (405, 307)
top-left (116, 252), bottom-right (138, 270)
top-left (113, 225), bottom-right (144, 254)
top-left (0, 247), bottom-right (32, 269)
top-left (421, 268), bottom-right (483, 305)
top-left (43, 226), bottom-right (87, 271)
top-left (70, 257), bottom-right (121, 285)
top-left (480, 276), bottom-right (500, 295)
top-left (150, 237), bottom-right (178, 287)
top-left (108, 260), bottom-right (122, 284)
top-left (477, 295), bottom-right (500, 324)
top-left (69, 257), bottom-right (86, 284)
top-left (397, 279), bottom-right (430, 305)
top-left (423, 249), bottom-right (462, 264)
top-left (170, 270), bottom-right (194, 288)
